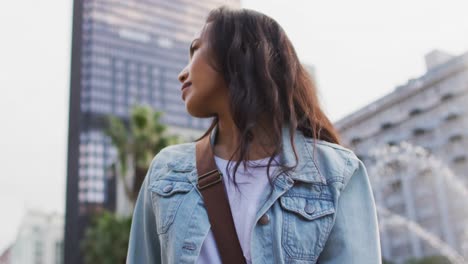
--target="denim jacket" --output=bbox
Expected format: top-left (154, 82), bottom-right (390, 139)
top-left (127, 123), bottom-right (382, 264)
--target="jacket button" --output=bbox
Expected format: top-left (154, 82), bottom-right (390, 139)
top-left (304, 204), bottom-right (315, 215)
top-left (163, 184), bottom-right (173, 193)
top-left (258, 214), bottom-right (270, 225)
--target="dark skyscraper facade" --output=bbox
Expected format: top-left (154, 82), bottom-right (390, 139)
top-left (65, 0), bottom-right (239, 263)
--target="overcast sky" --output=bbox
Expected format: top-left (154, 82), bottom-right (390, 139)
top-left (1, 0), bottom-right (467, 253)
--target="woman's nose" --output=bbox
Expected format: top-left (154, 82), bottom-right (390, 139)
top-left (178, 67), bottom-right (189, 83)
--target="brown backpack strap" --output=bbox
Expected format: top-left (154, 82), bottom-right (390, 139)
top-left (195, 134), bottom-right (247, 264)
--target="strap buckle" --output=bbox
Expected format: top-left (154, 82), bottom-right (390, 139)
top-left (197, 169), bottom-right (223, 190)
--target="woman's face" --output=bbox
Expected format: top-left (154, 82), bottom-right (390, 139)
top-left (177, 23), bottom-right (230, 118)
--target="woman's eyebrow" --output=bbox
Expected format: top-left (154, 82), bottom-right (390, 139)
top-left (189, 38), bottom-right (200, 58)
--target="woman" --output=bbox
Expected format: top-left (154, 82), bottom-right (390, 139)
top-left (127, 6), bottom-right (381, 264)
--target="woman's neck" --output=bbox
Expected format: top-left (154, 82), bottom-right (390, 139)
top-left (213, 114), bottom-right (276, 161)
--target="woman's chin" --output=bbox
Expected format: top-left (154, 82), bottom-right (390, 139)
top-left (186, 104), bottom-right (212, 118)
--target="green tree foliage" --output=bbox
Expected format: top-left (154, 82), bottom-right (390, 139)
top-left (82, 105), bottom-right (182, 263)
top-left (81, 210), bottom-right (132, 264)
top-left (104, 105), bottom-right (180, 204)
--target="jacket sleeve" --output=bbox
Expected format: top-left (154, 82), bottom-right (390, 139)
top-left (317, 158), bottom-right (382, 264)
top-left (126, 164), bottom-right (161, 264)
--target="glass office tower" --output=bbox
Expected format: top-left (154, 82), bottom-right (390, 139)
top-left (65, 1), bottom-right (239, 263)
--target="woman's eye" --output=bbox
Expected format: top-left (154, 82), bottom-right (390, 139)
top-left (190, 45), bottom-right (198, 57)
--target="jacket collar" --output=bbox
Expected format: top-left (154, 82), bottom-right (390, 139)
top-left (277, 123), bottom-right (325, 184)
top-left (167, 122), bottom-right (326, 184)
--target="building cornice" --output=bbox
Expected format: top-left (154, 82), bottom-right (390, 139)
top-left (335, 51), bottom-right (468, 131)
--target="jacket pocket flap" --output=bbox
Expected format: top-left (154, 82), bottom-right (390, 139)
top-left (280, 196), bottom-right (335, 220)
top-left (150, 180), bottom-right (193, 197)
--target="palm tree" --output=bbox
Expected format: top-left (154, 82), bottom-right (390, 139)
top-left (105, 105), bottom-right (180, 208)
top-left (81, 106), bottom-right (180, 263)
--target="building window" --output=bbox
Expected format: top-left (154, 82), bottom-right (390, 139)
top-left (409, 108), bottom-right (423, 116)
top-left (55, 241), bottom-right (64, 264)
top-left (445, 113), bottom-right (459, 122)
top-left (381, 122), bottom-right (393, 130)
top-left (453, 155), bottom-right (466, 164)
top-left (391, 180), bottom-right (402, 192)
top-left (449, 134), bottom-right (463, 143)
top-left (440, 93), bottom-right (454, 102)
top-left (351, 137), bottom-right (361, 145)
top-left (413, 128), bottom-right (427, 136)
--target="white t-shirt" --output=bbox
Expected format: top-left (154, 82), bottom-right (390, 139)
top-left (196, 154), bottom-right (279, 264)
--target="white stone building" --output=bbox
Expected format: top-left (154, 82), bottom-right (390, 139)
top-left (335, 50), bottom-right (468, 263)
top-left (10, 210), bottom-right (64, 264)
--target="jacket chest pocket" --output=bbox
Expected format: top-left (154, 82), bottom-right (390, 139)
top-left (150, 179), bottom-right (194, 234)
top-left (280, 196), bottom-right (335, 263)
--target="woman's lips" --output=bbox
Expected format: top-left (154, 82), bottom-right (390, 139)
top-left (181, 84), bottom-right (191, 100)
top-left (181, 81), bottom-right (192, 90)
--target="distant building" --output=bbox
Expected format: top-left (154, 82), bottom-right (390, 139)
top-left (10, 210), bottom-right (63, 264)
top-left (0, 245), bottom-right (11, 264)
top-left (335, 50), bottom-right (468, 263)
top-left (65, 1), bottom-right (240, 264)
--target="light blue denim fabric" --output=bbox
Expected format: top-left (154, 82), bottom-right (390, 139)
top-left (126, 123), bottom-right (382, 264)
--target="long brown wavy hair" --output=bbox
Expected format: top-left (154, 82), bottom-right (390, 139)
top-left (194, 6), bottom-right (341, 192)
